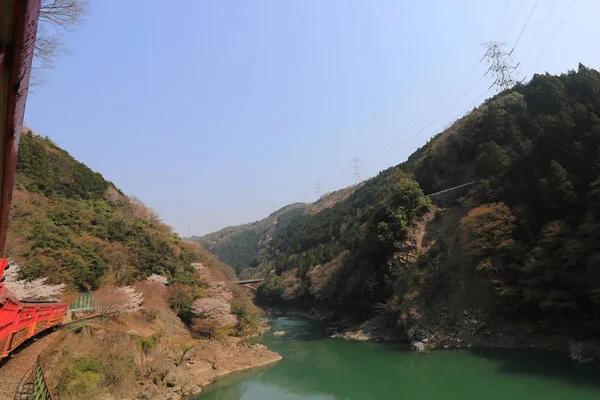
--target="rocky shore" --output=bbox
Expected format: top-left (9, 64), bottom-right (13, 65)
top-left (321, 307), bottom-right (600, 363)
top-left (138, 338), bottom-right (282, 400)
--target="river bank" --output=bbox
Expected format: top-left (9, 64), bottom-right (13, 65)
top-left (265, 306), bottom-right (600, 363)
top-left (43, 322), bottom-right (282, 400)
top-left (39, 279), bottom-right (282, 400)
top-left (197, 315), bottom-right (600, 400)
top-left (137, 336), bottom-right (282, 400)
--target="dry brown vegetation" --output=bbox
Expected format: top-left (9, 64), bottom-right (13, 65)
top-left (307, 251), bottom-right (348, 298)
top-left (459, 203), bottom-right (516, 262)
top-left (45, 280), bottom-right (279, 400)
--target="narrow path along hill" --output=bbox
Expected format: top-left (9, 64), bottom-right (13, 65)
top-left (0, 330), bottom-right (60, 400)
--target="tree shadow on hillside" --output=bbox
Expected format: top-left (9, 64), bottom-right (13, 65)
top-left (467, 347), bottom-right (600, 392)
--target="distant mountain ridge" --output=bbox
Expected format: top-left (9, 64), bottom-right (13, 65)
top-left (195, 187), bottom-right (358, 275)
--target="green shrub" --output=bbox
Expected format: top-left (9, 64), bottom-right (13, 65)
top-left (55, 356), bottom-right (105, 398)
top-left (138, 336), bottom-right (157, 353)
top-left (231, 299), bottom-right (259, 336)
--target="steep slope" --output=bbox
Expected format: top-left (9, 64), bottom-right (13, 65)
top-left (196, 186), bottom-right (358, 276)
top-left (250, 64), bottom-right (600, 348)
top-left (257, 168), bottom-right (429, 314)
top-left (42, 277), bottom-right (279, 400)
top-left (6, 130), bottom-right (230, 291)
top-left (3, 131), bottom-right (280, 397)
top-left (196, 203), bottom-right (308, 274)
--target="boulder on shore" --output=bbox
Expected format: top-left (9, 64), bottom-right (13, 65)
top-left (164, 366), bottom-right (197, 395)
top-left (411, 341), bottom-right (426, 352)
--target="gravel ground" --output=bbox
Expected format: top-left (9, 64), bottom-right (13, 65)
top-left (0, 331), bottom-right (59, 400)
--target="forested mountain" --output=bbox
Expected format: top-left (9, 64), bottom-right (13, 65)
top-left (196, 186), bottom-right (357, 275)
top-left (7, 131), bottom-right (234, 290)
top-left (196, 203), bottom-right (308, 274)
top-left (248, 64), bottom-right (600, 337)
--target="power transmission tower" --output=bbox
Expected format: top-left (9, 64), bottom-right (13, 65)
top-left (272, 203), bottom-right (276, 213)
top-left (314, 181), bottom-right (322, 198)
top-left (188, 223), bottom-right (191, 237)
top-left (481, 41), bottom-right (520, 91)
top-left (350, 157), bottom-right (361, 184)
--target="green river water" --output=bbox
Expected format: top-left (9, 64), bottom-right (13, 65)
top-left (196, 316), bottom-right (600, 400)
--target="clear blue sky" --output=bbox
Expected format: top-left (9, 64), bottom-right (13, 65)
top-left (24, 0), bottom-right (600, 236)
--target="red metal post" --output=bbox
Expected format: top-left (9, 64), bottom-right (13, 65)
top-left (0, 2), bottom-right (68, 368)
top-left (0, 0), bottom-right (40, 257)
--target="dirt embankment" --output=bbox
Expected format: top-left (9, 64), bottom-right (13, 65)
top-left (43, 280), bottom-right (280, 400)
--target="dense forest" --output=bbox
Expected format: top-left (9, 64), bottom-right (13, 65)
top-left (248, 65), bottom-right (600, 336)
top-left (410, 65), bottom-right (600, 323)
top-left (196, 203), bottom-right (308, 273)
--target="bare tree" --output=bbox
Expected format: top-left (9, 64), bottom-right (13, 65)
top-left (190, 266), bottom-right (238, 328)
top-left (104, 185), bottom-right (124, 205)
top-left (126, 196), bottom-right (152, 221)
top-left (192, 297), bottom-right (238, 328)
top-left (95, 285), bottom-right (144, 314)
top-left (33, 0), bottom-right (91, 85)
top-left (147, 274), bottom-right (168, 286)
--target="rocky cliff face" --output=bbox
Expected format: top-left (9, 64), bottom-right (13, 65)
top-left (279, 204), bottom-right (593, 361)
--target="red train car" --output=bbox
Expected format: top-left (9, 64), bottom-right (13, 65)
top-left (0, 260), bottom-right (67, 360)
top-left (0, 0), bottom-right (68, 362)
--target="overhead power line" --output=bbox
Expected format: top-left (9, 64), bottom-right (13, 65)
top-left (369, 62), bottom-right (482, 159)
top-left (455, 87), bottom-right (491, 120)
top-left (368, 1), bottom-right (523, 163)
top-left (407, 86), bottom-right (491, 151)
top-left (504, 0), bottom-right (525, 42)
top-left (375, 76), bottom-right (487, 160)
top-left (522, 0), bottom-right (557, 57)
top-left (375, 84), bottom-right (491, 167)
top-left (525, 0), bottom-right (576, 77)
top-left (510, 0), bottom-right (540, 54)
top-left (492, 2), bottom-right (511, 39)
top-left (402, 77), bottom-right (487, 145)
top-left (353, 1), bottom-right (524, 178)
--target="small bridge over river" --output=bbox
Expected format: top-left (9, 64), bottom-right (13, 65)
top-left (234, 279), bottom-right (264, 285)
top-left (233, 279), bottom-right (264, 291)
